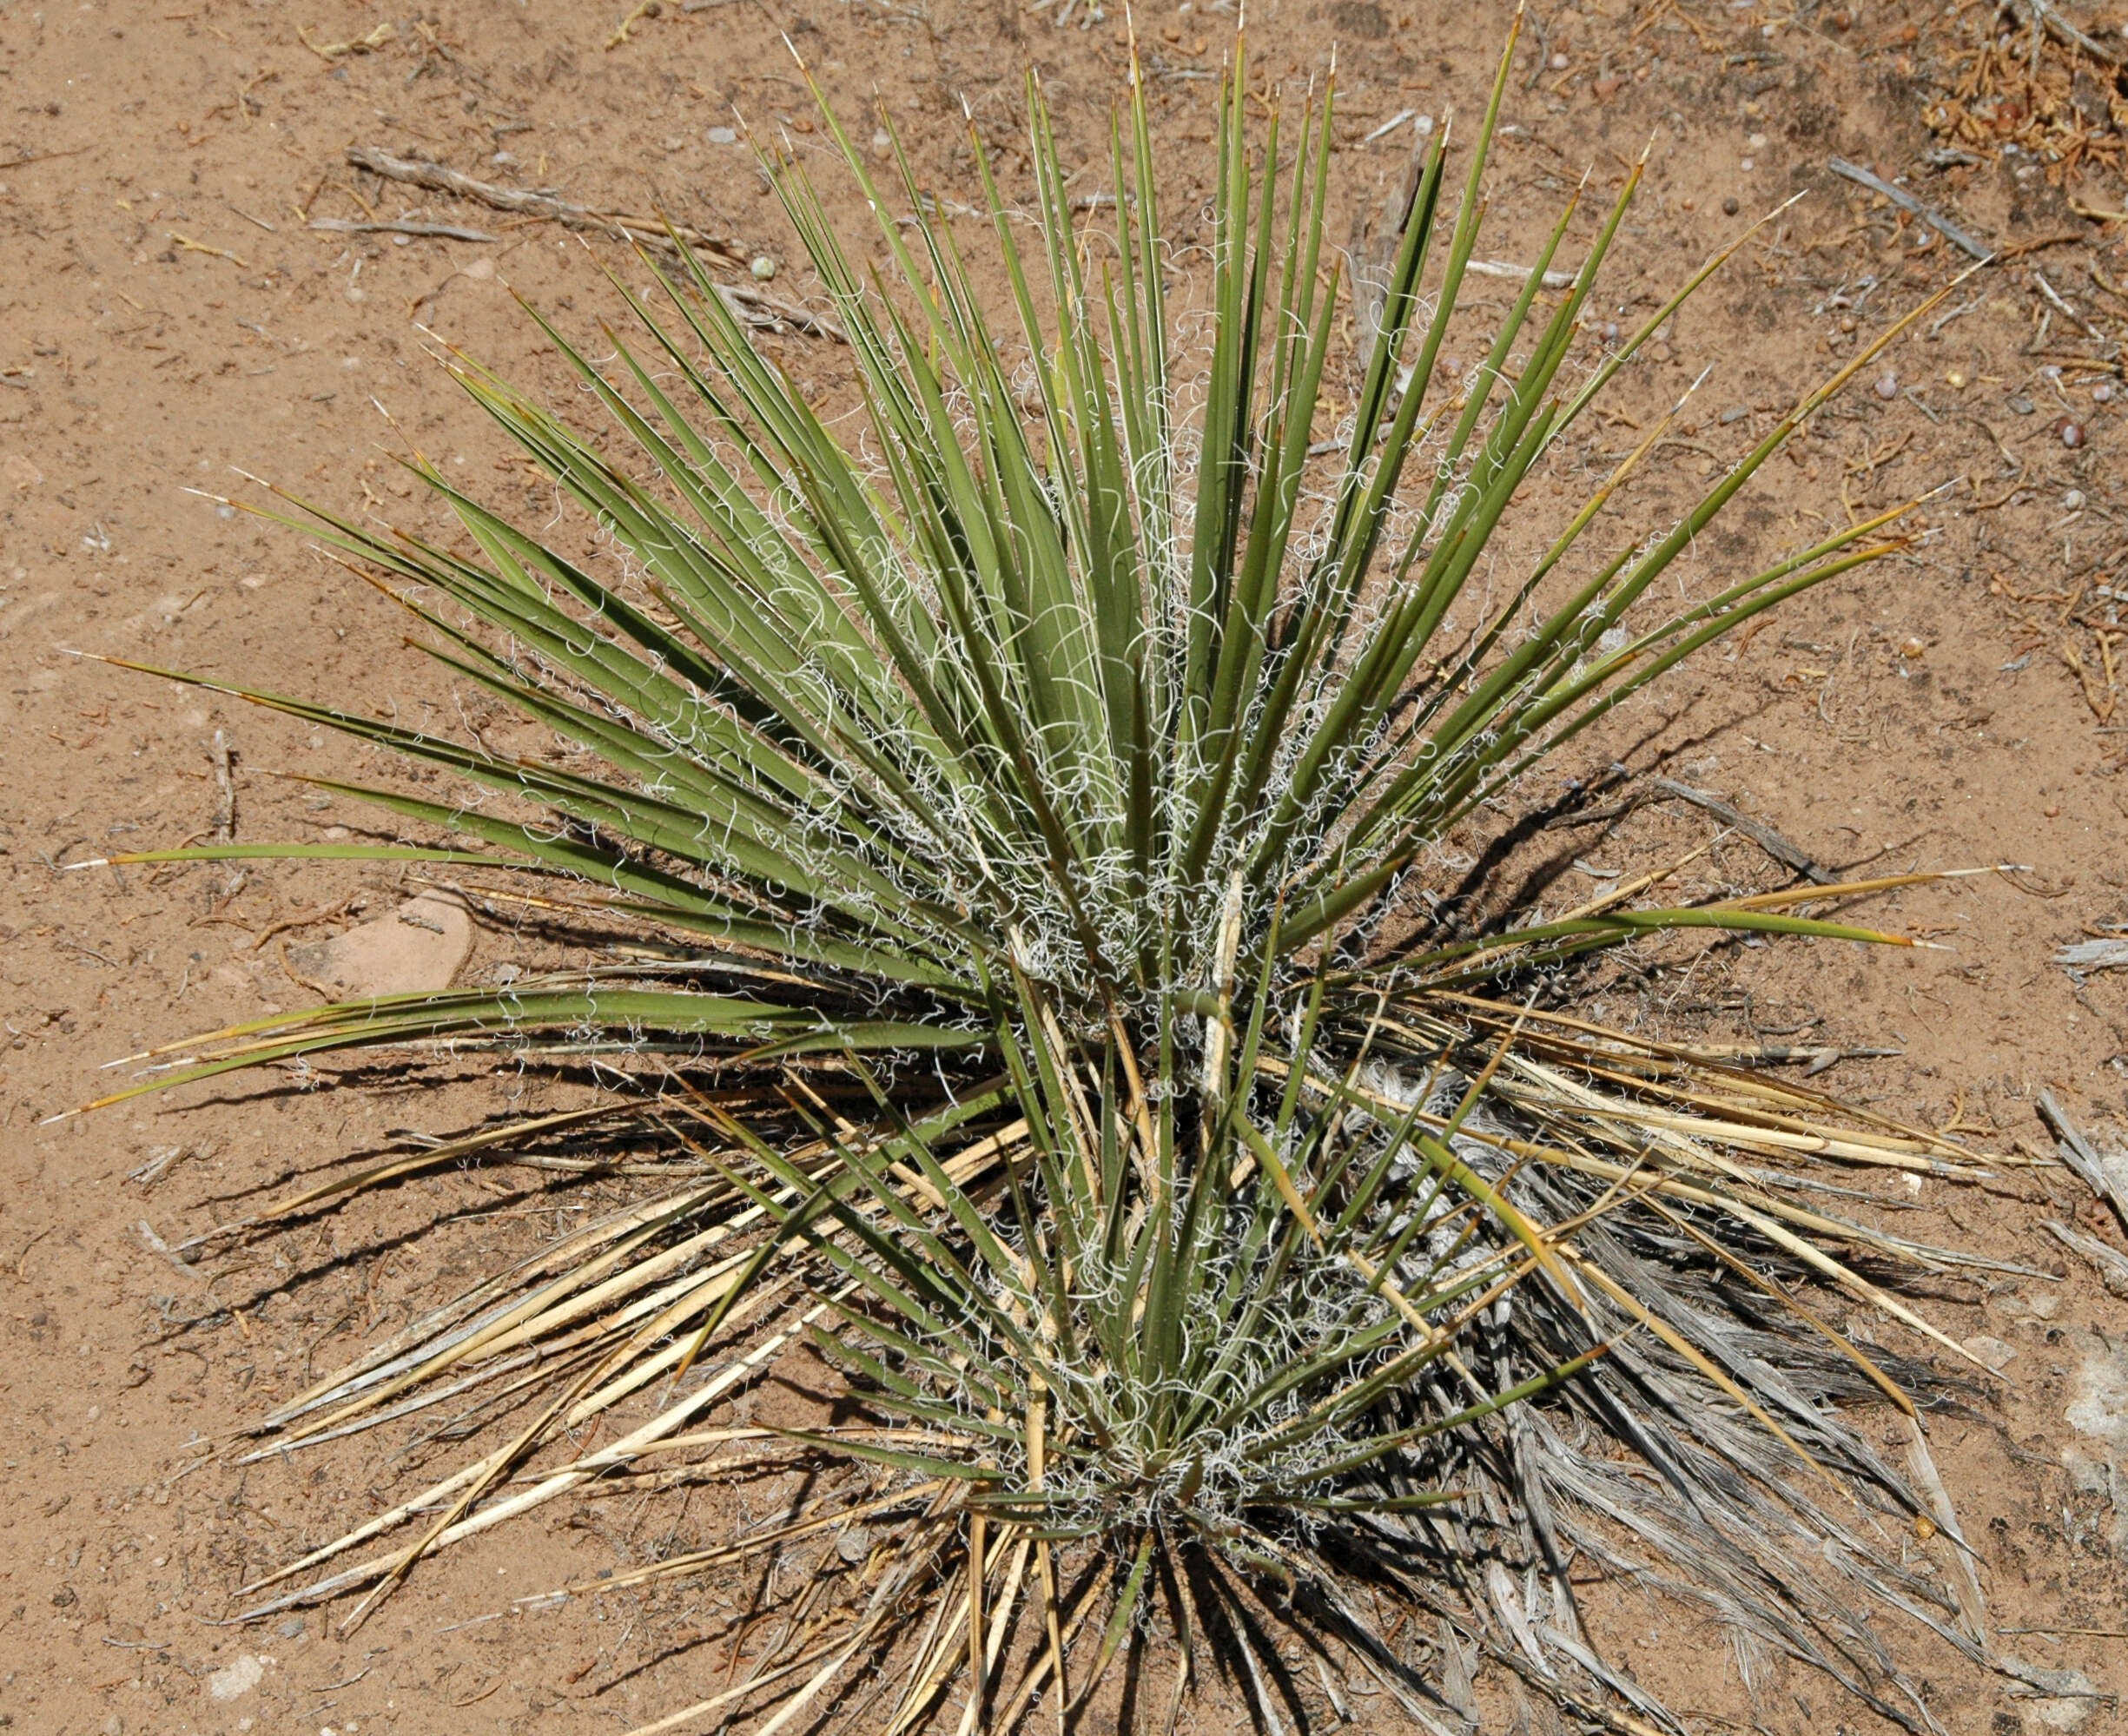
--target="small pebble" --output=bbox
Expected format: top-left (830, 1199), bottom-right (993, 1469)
top-left (2058, 418), bottom-right (2085, 448)
top-left (705, 126), bottom-right (737, 145)
top-left (1740, 156), bottom-right (1755, 171)
top-left (1597, 320), bottom-right (1620, 344)
top-left (1550, 50), bottom-right (1570, 69)
top-left (870, 127), bottom-right (893, 159)
top-left (1874, 372), bottom-right (1899, 399)
top-left (2007, 394), bottom-right (2035, 414)
top-left (1945, 368), bottom-right (1966, 389)
top-left (750, 254), bottom-right (777, 281)
top-left (2065, 488), bottom-right (2086, 511)
top-left (1722, 195), bottom-right (1739, 215)
top-left (2095, 380), bottom-right (2116, 403)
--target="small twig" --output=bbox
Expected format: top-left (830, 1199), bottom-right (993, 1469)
top-left (1648, 777), bottom-right (1833, 884)
top-left (129, 1145), bottom-right (192, 1190)
top-left (298, 21), bottom-right (395, 59)
top-left (12, 1226), bottom-right (53, 1279)
top-left (277, 938), bottom-right (341, 1002)
top-left (168, 230), bottom-right (250, 268)
top-left (1827, 159), bottom-right (1992, 261)
top-left (253, 895), bottom-right (360, 950)
top-left (2005, 0), bottom-right (2122, 66)
top-left (344, 145), bottom-right (746, 266)
top-left (0, 147), bottom-right (92, 170)
top-left (2031, 269), bottom-right (2098, 338)
top-left (1926, 294), bottom-right (1985, 340)
top-left (605, 0), bottom-right (659, 48)
top-left (138, 1220), bottom-right (209, 1284)
top-left (1969, 472), bottom-right (2030, 512)
top-left (308, 218), bottom-right (499, 242)
top-left (715, 283), bottom-right (843, 342)
top-left (210, 729), bottom-right (235, 843)
top-left (1993, 231), bottom-right (2088, 261)
top-left (1523, 8), bottom-right (1551, 89)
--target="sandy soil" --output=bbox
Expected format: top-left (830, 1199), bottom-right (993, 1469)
top-left (3, 0), bottom-right (2127, 1732)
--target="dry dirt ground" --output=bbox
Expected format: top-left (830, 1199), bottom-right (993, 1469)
top-left (3, 0), bottom-right (2128, 1733)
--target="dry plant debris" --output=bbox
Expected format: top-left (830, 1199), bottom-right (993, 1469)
top-left (1920, 0), bottom-right (2128, 184)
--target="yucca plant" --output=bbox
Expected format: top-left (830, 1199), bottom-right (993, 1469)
top-left (80, 23), bottom-right (2014, 1733)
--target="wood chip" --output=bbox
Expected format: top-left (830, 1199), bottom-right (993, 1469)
top-left (2039, 1091), bottom-right (2128, 1235)
top-left (1649, 776), bottom-right (1833, 884)
top-left (2041, 1218), bottom-right (2128, 1297)
top-left (1827, 158), bottom-right (1992, 261)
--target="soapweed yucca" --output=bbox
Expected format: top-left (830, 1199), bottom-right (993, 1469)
top-left (86, 23), bottom-right (2006, 1733)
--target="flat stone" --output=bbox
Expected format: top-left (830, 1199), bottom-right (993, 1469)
top-left (287, 894), bottom-right (473, 998)
top-left (2065, 1336), bottom-right (2128, 1449)
top-left (206, 1653), bottom-right (264, 1701)
top-left (1964, 1333), bottom-right (2018, 1373)
top-left (2063, 1333), bottom-right (2128, 1560)
top-left (2031, 1693), bottom-right (2097, 1732)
